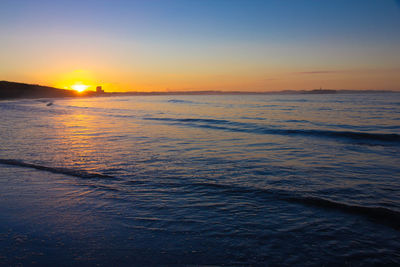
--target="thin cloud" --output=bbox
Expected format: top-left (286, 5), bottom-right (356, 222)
top-left (295, 68), bottom-right (400, 75)
top-left (295, 71), bottom-right (343, 75)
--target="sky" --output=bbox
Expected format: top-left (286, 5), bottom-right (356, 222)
top-left (1, 0), bottom-right (400, 92)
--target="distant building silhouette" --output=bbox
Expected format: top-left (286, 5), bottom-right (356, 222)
top-left (96, 86), bottom-right (104, 94)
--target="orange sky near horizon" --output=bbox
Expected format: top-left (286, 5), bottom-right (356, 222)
top-left (3, 36), bottom-right (399, 92)
top-left (7, 65), bottom-right (400, 93)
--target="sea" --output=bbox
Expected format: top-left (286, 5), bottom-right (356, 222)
top-left (0, 93), bottom-right (399, 266)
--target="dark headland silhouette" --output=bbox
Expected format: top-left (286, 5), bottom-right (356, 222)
top-left (0, 80), bottom-right (394, 100)
top-left (0, 81), bottom-right (96, 99)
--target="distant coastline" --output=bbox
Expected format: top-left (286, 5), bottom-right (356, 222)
top-left (0, 80), bottom-right (395, 100)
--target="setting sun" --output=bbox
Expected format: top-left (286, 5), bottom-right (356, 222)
top-left (71, 83), bottom-right (89, 93)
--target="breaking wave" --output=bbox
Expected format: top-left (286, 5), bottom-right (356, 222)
top-left (0, 158), bottom-right (116, 179)
top-left (1, 157), bottom-right (399, 230)
top-left (167, 99), bottom-right (195, 104)
top-left (144, 117), bottom-right (400, 143)
top-left (136, 180), bottom-right (400, 230)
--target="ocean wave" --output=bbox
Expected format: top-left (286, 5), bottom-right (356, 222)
top-left (0, 158), bottom-right (116, 180)
top-left (273, 99), bottom-right (309, 102)
top-left (167, 99), bottom-right (194, 104)
top-left (2, 157), bottom-right (399, 229)
top-left (144, 117), bottom-right (400, 143)
top-left (285, 196), bottom-right (400, 229)
top-left (145, 117), bottom-right (231, 124)
top-left (167, 181), bottom-right (400, 230)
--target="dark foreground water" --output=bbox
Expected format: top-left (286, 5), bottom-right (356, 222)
top-left (0, 93), bottom-right (399, 266)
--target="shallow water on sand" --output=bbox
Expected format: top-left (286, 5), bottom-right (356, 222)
top-left (1, 93), bottom-right (400, 265)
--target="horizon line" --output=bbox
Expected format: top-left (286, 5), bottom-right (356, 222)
top-left (1, 80), bottom-right (398, 94)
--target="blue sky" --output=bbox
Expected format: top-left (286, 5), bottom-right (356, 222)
top-left (1, 0), bottom-right (400, 91)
